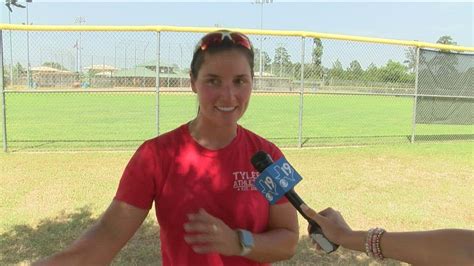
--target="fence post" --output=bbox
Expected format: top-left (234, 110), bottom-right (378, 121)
top-left (1, 30), bottom-right (8, 152)
top-left (298, 37), bottom-right (305, 148)
top-left (410, 46), bottom-right (421, 143)
top-left (155, 31), bottom-right (161, 136)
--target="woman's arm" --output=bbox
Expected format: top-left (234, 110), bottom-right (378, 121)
top-left (301, 204), bottom-right (474, 266)
top-left (246, 202), bottom-right (299, 262)
top-left (184, 203), bottom-right (299, 263)
top-left (341, 229), bottom-right (474, 266)
top-left (34, 200), bottom-right (149, 266)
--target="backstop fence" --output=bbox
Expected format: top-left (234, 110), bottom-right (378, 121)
top-left (0, 25), bottom-right (473, 152)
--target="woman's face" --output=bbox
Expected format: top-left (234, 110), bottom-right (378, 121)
top-left (191, 49), bottom-right (252, 128)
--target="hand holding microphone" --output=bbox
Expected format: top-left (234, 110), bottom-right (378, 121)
top-left (251, 151), bottom-right (339, 253)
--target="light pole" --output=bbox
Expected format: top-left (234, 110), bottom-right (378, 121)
top-left (114, 40), bottom-right (127, 69)
top-left (7, 10), bottom-right (13, 87)
top-left (179, 44), bottom-right (183, 88)
top-left (134, 42), bottom-right (137, 79)
top-left (255, 0), bottom-right (272, 90)
top-left (25, 0), bottom-right (32, 89)
top-left (75, 16), bottom-right (86, 73)
top-left (167, 43), bottom-right (171, 87)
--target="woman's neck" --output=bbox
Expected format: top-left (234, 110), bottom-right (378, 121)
top-left (188, 118), bottom-right (238, 150)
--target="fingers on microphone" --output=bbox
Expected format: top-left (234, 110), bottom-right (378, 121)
top-left (300, 204), bottom-right (318, 220)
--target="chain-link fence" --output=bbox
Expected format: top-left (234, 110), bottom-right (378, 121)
top-left (1, 25), bottom-right (473, 151)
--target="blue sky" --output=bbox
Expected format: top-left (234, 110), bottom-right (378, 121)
top-left (2, 1), bottom-right (472, 45)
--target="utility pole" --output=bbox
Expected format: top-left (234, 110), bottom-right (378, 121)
top-left (26, 0), bottom-right (31, 89)
top-left (75, 16), bottom-right (86, 73)
top-left (7, 10), bottom-right (13, 87)
top-left (255, 0), bottom-right (272, 90)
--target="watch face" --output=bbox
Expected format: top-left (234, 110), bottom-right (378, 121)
top-left (240, 230), bottom-right (254, 247)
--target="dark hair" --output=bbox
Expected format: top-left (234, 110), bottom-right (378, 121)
top-left (190, 33), bottom-right (255, 79)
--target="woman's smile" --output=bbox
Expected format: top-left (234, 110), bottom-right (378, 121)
top-left (215, 106), bottom-right (237, 112)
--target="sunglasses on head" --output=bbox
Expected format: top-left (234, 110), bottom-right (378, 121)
top-left (194, 31), bottom-right (253, 53)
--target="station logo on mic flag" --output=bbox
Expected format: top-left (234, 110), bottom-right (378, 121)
top-left (255, 157), bottom-right (303, 205)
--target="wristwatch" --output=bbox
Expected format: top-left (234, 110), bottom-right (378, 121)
top-left (237, 229), bottom-right (255, 256)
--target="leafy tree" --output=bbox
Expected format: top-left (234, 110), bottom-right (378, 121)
top-left (12, 63), bottom-right (25, 77)
top-left (347, 60), bottom-right (363, 80)
top-left (379, 60), bottom-right (413, 83)
top-left (273, 46), bottom-right (291, 77)
top-left (436, 35), bottom-right (457, 45)
top-left (311, 38), bottom-right (324, 79)
top-left (291, 63), bottom-right (316, 80)
top-left (311, 38), bottom-right (323, 66)
top-left (328, 59), bottom-right (345, 81)
top-left (436, 35), bottom-right (459, 54)
top-left (363, 63), bottom-right (379, 81)
top-left (431, 35), bottom-right (459, 75)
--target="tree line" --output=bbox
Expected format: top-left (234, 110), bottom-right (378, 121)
top-left (252, 35), bottom-right (458, 86)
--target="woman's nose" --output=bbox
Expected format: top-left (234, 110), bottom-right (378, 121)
top-left (220, 83), bottom-right (235, 100)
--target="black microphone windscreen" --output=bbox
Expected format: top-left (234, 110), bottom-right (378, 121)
top-left (251, 151), bottom-right (274, 173)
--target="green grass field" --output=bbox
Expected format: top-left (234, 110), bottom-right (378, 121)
top-left (1, 143), bottom-right (473, 265)
top-left (2, 92), bottom-right (472, 151)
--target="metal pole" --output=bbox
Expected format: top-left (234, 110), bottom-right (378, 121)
top-left (155, 32), bottom-right (161, 136)
top-left (75, 17), bottom-right (86, 72)
top-left (8, 12), bottom-right (13, 87)
top-left (90, 54), bottom-right (93, 86)
top-left (79, 31), bottom-right (82, 72)
top-left (279, 44), bottom-right (283, 77)
top-left (298, 37), bottom-right (305, 148)
top-left (143, 42), bottom-right (149, 88)
top-left (410, 47), bottom-right (421, 143)
top-left (26, 3), bottom-right (31, 89)
top-left (167, 43), bottom-right (170, 88)
top-left (114, 43), bottom-right (117, 70)
top-left (179, 44), bottom-right (183, 88)
top-left (259, 1), bottom-right (263, 90)
top-left (124, 45), bottom-right (127, 69)
top-left (134, 42), bottom-right (137, 84)
top-left (75, 41), bottom-right (79, 72)
top-left (1, 30), bottom-right (8, 152)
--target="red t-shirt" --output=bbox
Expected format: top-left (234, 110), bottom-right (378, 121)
top-left (115, 123), bottom-right (288, 266)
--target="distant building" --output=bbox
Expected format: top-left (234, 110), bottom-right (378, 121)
top-left (31, 66), bottom-right (77, 88)
top-left (83, 64), bottom-right (118, 76)
top-left (112, 61), bottom-right (189, 88)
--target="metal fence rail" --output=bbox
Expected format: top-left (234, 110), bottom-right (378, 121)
top-left (1, 24), bottom-right (473, 152)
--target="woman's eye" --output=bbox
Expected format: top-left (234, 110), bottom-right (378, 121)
top-left (235, 79), bottom-right (246, 85)
top-left (207, 79), bottom-right (220, 85)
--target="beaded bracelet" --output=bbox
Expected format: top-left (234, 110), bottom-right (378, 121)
top-left (365, 227), bottom-right (386, 260)
top-left (365, 228), bottom-right (375, 257)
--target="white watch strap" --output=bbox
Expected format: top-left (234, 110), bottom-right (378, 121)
top-left (240, 245), bottom-right (252, 256)
top-left (237, 229), bottom-right (254, 256)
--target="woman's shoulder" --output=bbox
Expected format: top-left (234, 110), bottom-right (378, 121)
top-left (239, 125), bottom-right (269, 141)
top-left (142, 123), bottom-right (189, 149)
top-left (238, 125), bottom-right (280, 152)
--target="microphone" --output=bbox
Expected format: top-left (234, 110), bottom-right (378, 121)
top-left (251, 151), bottom-right (339, 253)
